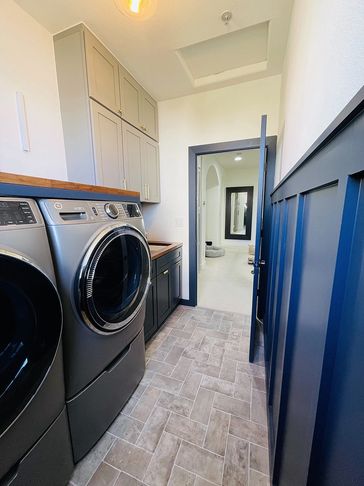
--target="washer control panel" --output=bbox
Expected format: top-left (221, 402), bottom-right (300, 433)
top-left (0, 200), bottom-right (37, 226)
top-left (40, 199), bottom-right (142, 225)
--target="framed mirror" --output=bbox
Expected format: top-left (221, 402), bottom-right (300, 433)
top-left (225, 186), bottom-right (254, 240)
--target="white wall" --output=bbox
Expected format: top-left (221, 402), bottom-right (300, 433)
top-left (143, 75), bottom-right (281, 299)
top-left (222, 165), bottom-right (259, 248)
top-left (0, 0), bottom-right (67, 179)
top-left (205, 166), bottom-right (220, 245)
top-left (276, 0), bottom-right (364, 181)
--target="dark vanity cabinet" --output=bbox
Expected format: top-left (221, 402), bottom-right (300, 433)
top-left (144, 278), bottom-right (158, 342)
top-left (144, 246), bottom-right (182, 342)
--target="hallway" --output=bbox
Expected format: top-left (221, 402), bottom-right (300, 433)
top-left (198, 247), bottom-right (253, 314)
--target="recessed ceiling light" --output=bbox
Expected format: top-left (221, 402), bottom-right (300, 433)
top-left (234, 156), bottom-right (243, 161)
top-left (115, 0), bottom-right (157, 20)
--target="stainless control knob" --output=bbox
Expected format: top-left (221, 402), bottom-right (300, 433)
top-left (104, 203), bottom-right (119, 219)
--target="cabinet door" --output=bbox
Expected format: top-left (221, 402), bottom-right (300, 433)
top-left (144, 278), bottom-right (157, 341)
top-left (90, 100), bottom-right (125, 188)
top-left (119, 65), bottom-right (142, 129)
top-left (157, 269), bottom-right (171, 327)
top-left (170, 259), bottom-right (182, 311)
top-left (122, 121), bottom-right (142, 194)
top-left (141, 137), bottom-right (160, 203)
top-left (141, 90), bottom-right (159, 141)
top-left (84, 29), bottom-right (120, 114)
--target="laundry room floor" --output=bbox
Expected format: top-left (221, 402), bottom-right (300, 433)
top-left (69, 306), bottom-right (269, 486)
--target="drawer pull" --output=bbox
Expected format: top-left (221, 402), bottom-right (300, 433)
top-left (163, 269), bottom-right (169, 275)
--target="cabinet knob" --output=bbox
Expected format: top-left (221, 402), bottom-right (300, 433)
top-left (118, 109), bottom-right (123, 116)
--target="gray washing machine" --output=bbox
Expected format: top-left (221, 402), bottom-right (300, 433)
top-left (0, 198), bottom-right (73, 485)
top-left (39, 199), bottom-right (150, 462)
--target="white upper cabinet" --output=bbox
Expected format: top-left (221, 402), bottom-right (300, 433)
top-left (122, 121), bottom-right (142, 194)
top-left (119, 65), bottom-right (142, 130)
top-left (54, 24), bottom-right (160, 199)
top-left (141, 90), bottom-right (159, 141)
top-left (84, 29), bottom-right (120, 114)
top-left (90, 100), bottom-right (125, 189)
top-left (119, 66), bottom-right (159, 141)
top-left (142, 136), bottom-right (160, 203)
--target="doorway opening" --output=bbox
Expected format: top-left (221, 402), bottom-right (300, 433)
top-left (188, 135), bottom-right (276, 331)
top-left (197, 149), bottom-right (260, 314)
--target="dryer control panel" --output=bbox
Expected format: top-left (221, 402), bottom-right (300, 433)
top-left (0, 198), bottom-right (43, 228)
top-left (39, 199), bottom-right (142, 226)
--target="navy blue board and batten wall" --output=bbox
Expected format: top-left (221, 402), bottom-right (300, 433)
top-left (265, 86), bottom-right (364, 485)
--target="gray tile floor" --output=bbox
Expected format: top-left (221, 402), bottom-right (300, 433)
top-left (69, 306), bottom-right (269, 486)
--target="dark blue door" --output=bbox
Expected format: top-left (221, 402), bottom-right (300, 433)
top-left (249, 114), bottom-right (267, 362)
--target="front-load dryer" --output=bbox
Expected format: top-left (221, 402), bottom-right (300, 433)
top-left (39, 199), bottom-right (150, 462)
top-left (0, 198), bottom-right (73, 485)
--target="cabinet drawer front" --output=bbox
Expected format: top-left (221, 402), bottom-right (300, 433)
top-left (156, 248), bottom-right (182, 274)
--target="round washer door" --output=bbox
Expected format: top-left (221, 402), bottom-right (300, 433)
top-left (0, 251), bottom-right (62, 435)
top-left (78, 224), bottom-right (151, 334)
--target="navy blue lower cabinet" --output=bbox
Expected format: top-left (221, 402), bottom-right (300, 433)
top-left (264, 88), bottom-right (364, 485)
top-left (144, 250), bottom-right (182, 342)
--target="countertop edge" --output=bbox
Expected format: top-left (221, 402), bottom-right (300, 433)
top-left (0, 172), bottom-right (140, 200)
top-left (148, 241), bottom-right (183, 260)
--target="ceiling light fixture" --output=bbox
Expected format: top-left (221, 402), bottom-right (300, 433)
top-left (129, 0), bottom-right (142, 13)
top-left (234, 155), bottom-right (243, 162)
top-left (115, 0), bottom-right (157, 20)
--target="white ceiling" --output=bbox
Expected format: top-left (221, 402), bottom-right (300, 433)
top-left (204, 149), bottom-right (260, 170)
top-left (15, 0), bottom-right (293, 101)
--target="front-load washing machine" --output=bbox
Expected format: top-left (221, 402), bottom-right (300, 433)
top-left (39, 199), bottom-right (150, 462)
top-left (0, 198), bottom-right (73, 485)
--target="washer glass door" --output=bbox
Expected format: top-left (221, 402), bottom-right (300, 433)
top-left (79, 225), bottom-right (151, 333)
top-left (0, 253), bottom-right (62, 434)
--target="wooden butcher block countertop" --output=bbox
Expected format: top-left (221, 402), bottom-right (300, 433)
top-left (148, 241), bottom-right (183, 260)
top-left (0, 172), bottom-right (139, 200)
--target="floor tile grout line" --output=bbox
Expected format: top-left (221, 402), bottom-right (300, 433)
top-left (141, 410), bottom-right (172, 483)
top-left (164, 432), bottom-right (225, 461)
top-left (166, 439), bottom-right (183, 486)
top-left (249, 466), bottom-right (271, 481)
top-left (220, 411), bottom-right (232, 484)
top-left (134, 400), bottom-right (167, 450)
top-left (87, 462), bottom-right (121, 486)
top-left (227, 431), bottom-right (269, 450)
top-left (103, 457), bottom-right (147, 484)
top-left (82, 434), bottom-right (118, 486)
top-left (202, 390), bottom-right (216, 447)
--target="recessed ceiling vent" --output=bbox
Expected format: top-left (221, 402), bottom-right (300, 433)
top-left (176, 21), bottom-right (269, 87)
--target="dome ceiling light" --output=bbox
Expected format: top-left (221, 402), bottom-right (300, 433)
top-left (115, 0), bottom-right (157, 20)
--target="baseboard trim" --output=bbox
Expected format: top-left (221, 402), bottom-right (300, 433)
top-left (179, 299), bottom-right (195, 307)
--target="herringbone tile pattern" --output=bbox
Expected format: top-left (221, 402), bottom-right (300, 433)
top-left (70, 306), bottom-right (269, 486)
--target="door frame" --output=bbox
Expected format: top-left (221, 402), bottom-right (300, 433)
top-left (186, 136), bottom-right (277, 312)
